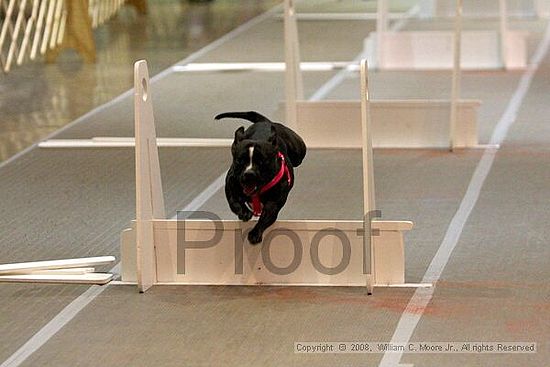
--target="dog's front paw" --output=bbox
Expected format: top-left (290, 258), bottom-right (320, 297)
top-left (238, 209), bottom-right (253, 222)
top-left (247, 229), bottom-right (263, 245)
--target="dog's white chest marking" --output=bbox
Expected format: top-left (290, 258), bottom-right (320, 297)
top-left (246, 146), bottom-right (254, 171)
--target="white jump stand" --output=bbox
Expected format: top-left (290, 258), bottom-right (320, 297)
top-left (282, 0), bottom-right (482, 150)
top-left (120, 60), bottom-right (426, 293)
top-left (366, 0), bottom-right (528, 70)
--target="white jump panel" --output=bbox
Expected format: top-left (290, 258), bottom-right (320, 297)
top-left (434, 0), bottom-right (538, 17)
top-left (366, 31), bottom-right (527, 70)
top-left (537, 0), bottom-right (550, 17)
top-left (121, 219), bottom-right (412, 286)
top-left (295, 100), bottom-right (480, 149)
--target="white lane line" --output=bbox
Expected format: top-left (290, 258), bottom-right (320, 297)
top-left (0, 4), bottom-right (284, 367)
top-left (171, 173), bottom-right (227, 219)
top-left (378, 19), bottom-right (550, 367)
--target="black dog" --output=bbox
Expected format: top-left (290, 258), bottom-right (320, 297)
top-left (215, 111), bottom-right (307, 244)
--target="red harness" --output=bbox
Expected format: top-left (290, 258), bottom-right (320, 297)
top-left (244, 152), bottom-right (292, 217)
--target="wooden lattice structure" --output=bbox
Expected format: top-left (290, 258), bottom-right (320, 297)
top-left (0, 0), bottom-right (146, 73)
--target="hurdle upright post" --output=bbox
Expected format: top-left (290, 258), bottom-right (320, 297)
top-left (499, 0), bottom-right (509, 68)
top-left (284, 0), bottom-right (304, 130)
top-left (449, 0), bottom-right (463, 151)
top-left (376, 0), bottom-right (389, 69)
top-left (134, 60), bottom-right (166, 292)
top-left (360, 60), bottom-right (375, 293)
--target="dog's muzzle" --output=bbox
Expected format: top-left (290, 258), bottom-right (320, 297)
top-left (241, 170), bottom-right (258, 195)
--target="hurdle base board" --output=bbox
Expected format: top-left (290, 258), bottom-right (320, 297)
top-left (537, 0), bottom-right (550, 17)
top-left (111, 281), bottom-right (432, 288)
top-left (39, 137), bottom-right (234, 148)
top-left (39, 95), bottom-right (481, 150)
top-left (434, 0), bottom-right (540, 18)
top-left (365, 30), bottom-right (528, 70)
top-left (172, 62), bottom-right (360, 73)
top-left (274, 12), bottom-right (412, 21)
top-left (121, 219), bottom-right (413, 287)
top-left (292, 100), bottom-right (480, 149)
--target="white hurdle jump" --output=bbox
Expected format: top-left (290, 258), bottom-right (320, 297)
top-left (120, 59), bottom-right (426, 293)
top-left (366, 0), bottom-right (528, 70)
top-left (282, 0), bottom-right (482, 150)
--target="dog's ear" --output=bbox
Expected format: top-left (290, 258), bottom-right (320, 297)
top-left (234, 126), bottom-right (245, 142)
top-left (232, 127), bottom-right (246, 158)
top-left (268, 126), bottom-right (277, 146)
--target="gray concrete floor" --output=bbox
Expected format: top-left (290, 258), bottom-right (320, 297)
top-left (0, 1), bottom-right (549, 367)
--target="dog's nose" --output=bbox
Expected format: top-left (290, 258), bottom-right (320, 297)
top-left (242, 170), bottom-right (257, 184)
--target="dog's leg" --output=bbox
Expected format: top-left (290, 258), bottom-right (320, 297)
top-left (248, 202), bottom-right (281, 245)
top-left (225, 185), bottom-right (253, 222)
